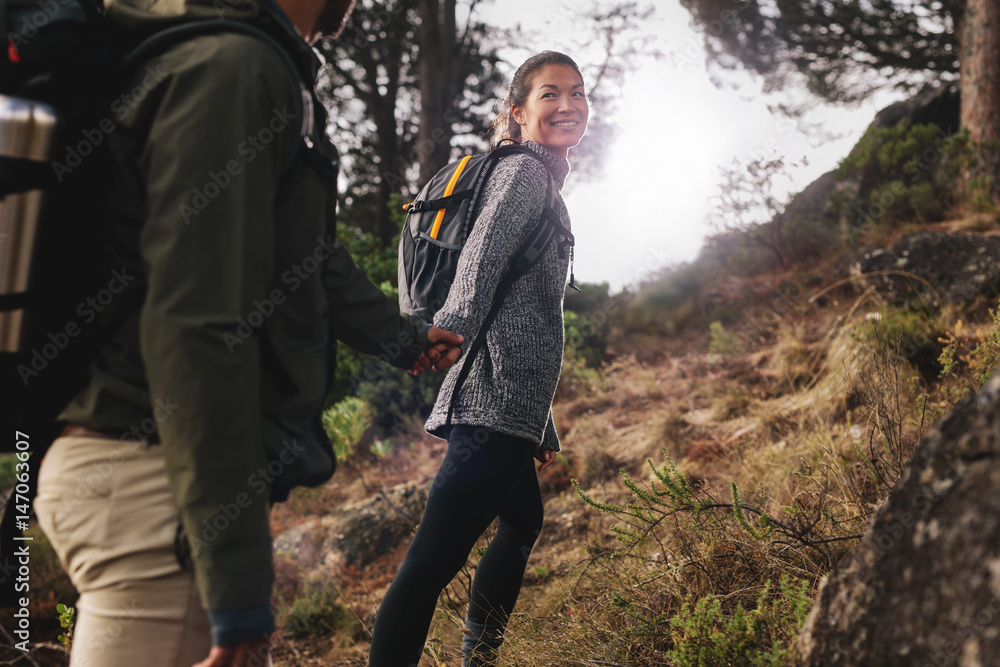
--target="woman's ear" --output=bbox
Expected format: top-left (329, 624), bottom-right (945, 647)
top-left (511, 104), bottom-right (525, 127)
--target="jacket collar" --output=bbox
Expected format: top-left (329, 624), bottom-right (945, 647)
top-left (520, 141), bottom-right (570, 191)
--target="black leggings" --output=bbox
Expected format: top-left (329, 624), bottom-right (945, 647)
top-left (368, 425), bottom-right (544, 667)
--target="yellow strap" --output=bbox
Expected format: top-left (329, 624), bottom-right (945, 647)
top-left (429, 155), bottom-right (472, 239)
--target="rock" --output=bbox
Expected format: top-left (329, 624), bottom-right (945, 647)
top-left (849, 231), bottom-right (1000, 306)
top-left (868, 85), bottom-right (960, 134)
top-left (788, 372), bottom-right (1000, 666)
top-left (273, 481), bottom-right (427, 574)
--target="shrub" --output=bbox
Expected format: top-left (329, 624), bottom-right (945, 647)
top-left (667, 576), bottom-right (813, 667)
top-left (281, 584), bottom-right (360, 639)
top-left (835, 120), bottom-right (961, 237)
top-left (566, 451), bottom-right (864, 664)
top-left (321, 397), bottom-right (372, 462)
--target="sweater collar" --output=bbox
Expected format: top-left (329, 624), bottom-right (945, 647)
top-left (520, 141), bottom-right (570, 190)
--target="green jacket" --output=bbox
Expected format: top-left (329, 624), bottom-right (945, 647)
top-left (58, 0), bottom-right (428, 645)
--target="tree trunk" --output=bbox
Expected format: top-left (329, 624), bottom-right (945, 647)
top-left (373, 107), bottom-right (403, 245)
top-left (354, 0), bottom-right (410, 245)
top-left (417, 0), bottom-right (457, 184)
top-left (959, 0), bottom-right (1000, 203)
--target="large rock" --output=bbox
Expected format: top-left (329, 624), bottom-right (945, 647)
top-left (273, 481), bottom-right (427, 573)
top-left (850, 231), bottom-right (1000, 306)
top-left (789, 373), bottom-right (1000, 666)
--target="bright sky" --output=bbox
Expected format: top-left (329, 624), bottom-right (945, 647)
top-left (476, 0), bottom-right (897, 292)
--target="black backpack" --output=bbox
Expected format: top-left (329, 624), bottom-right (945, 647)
top-left (0, 0), bottom-right (310, 605)
top-left (398, 142), bottom-right (578, 424)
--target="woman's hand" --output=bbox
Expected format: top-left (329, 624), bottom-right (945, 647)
top-left (534, 447), bottom-right (556, 471)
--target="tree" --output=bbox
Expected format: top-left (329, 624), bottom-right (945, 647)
top-left (681, 0), bottom-right (999, 199)
top-left (415, 0), bottom-right (506, 184)
top-left (319, 0), bottom-right (504, 243)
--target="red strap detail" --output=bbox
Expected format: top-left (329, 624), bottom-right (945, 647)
top-left (7, 37), bottom-right (20, 64)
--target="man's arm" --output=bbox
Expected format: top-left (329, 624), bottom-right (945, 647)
top-left (136, 35), bottom-right (301, 646)
top-left (322, 238), bottom-right (458, 371)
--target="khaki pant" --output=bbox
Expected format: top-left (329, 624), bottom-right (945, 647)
top-left (35, 435), bottom-right (271, 667)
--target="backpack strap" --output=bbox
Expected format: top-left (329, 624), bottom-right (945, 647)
top-left (445, 144), bottom-right (572, 426)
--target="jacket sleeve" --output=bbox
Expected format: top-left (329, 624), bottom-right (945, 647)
top-left (431, 154), bottom-right (547, 345)
top-left (135, 36), bottom-right (301, 645)
top-left (541, 408), bottom-right (561, 452)
top-left (323, 240), bottom-right (428, 369)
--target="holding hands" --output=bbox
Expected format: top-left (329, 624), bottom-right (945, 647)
top-left (408, 326), bottom-right (464, 375)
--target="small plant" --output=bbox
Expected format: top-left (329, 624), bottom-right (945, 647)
top-left (281, 584), bottom-right (357, 639)
top-left (321, 397), bottom-right (372, 462)
top-left (851, 319), bottom-right (925, 491)
top-left (667, 576), bottom-right (813, 667)
top-left (57, 603), bottom-right (75, 650)
top-left (370, 438), bottom-right (393, 458)
top-left (708, 320), bottom-right (740, 364)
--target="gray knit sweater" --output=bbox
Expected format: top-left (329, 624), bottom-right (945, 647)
top-left (422, 141), bottom-right (572, 452)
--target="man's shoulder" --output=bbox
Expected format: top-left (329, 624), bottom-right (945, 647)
top-left (153, 28), bottom-right (302, 91)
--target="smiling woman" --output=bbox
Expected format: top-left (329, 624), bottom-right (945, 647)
top-left (511, 61), bottom-right (589, 156)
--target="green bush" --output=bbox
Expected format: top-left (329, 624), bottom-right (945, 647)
top-left (564, 310), bottom-right (607, 369)
top-left (708, 320), bottom-right (740, 363)
top-left (321, 397), bottom-right (372, 462)
top-left (326, 195), bottom-right (446, 428)
top-left (282, 584), bottom-right (359, 639)
top-left (0, 454), bottom-right (19, 488)
top-left (667, 576), bottom-right (813, 667)
top-left (835, 120), bottom-right (960, 234)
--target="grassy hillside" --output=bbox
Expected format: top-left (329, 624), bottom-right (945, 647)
top-left (6, 117), bottom-right (1000, 666)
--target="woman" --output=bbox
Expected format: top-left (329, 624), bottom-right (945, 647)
top-left (368, 50), bottom-right (589, 667)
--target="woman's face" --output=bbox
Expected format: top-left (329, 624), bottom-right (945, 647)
top-left (512, 64), bottom-right (589, 157)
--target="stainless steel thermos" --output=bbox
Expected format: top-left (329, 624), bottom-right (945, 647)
top-left (0, 94), bottom-right (58, 353)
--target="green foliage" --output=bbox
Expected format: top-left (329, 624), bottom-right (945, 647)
top-left (570, 453), bottom-right (840, 664)
top-left (967, 307), bottom-right (1000, 388)
top-left (370, 438), bottom-right (394, 458)
top-left (836, 120), bottom-right (960, 235)
top-left (282, 585), bottom-right (359, 639)
top-left (356, 368), bottom-right (444, 431)
top-left (57, 603), bottom-right (75, 650)
top-left (564, 281), bottom-right (612, 314)
top-left (321, 397), bottom-right (372, 462)
top-left (935, 306), bottom-right (1000, 409)
top-left (666, 576), bottom-right (813, 667)
top-left (326, 195), bottom-right (446, 428)
top-left (328, 195), bottom-right (408, 407)
top-left (564, 310), bottom-right (607, 369)
top-left (856, 309), bottom-right (938, 364)
top-left (708, 321), bottom-right (740, 362)
top-left (0, 454), bottom-right (19, 488)
top-left (630, 261), bottom-right (711, 332)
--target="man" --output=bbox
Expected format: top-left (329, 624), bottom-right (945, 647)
top-left (32, 0), bottom-right (461, 665)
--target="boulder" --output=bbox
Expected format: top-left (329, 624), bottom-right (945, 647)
top-left (850, 231), bottom-right (1000, 306)
top-left (789, 372), bottom-right (1000, 666)
top-left (868, 85), bottom-right (960, 134)
top-left (273, 481), bottom-right (427, 573)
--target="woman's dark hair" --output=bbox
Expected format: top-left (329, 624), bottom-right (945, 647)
top-left (491, 51), bottom-right (585, 148)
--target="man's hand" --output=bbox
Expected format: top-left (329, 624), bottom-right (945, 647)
top-left (535, 447), bottom-right (557, 471)
top-left (192, 638), bottom-right (270, 667)
top-left (408, 327), bottom-right (463, 375)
